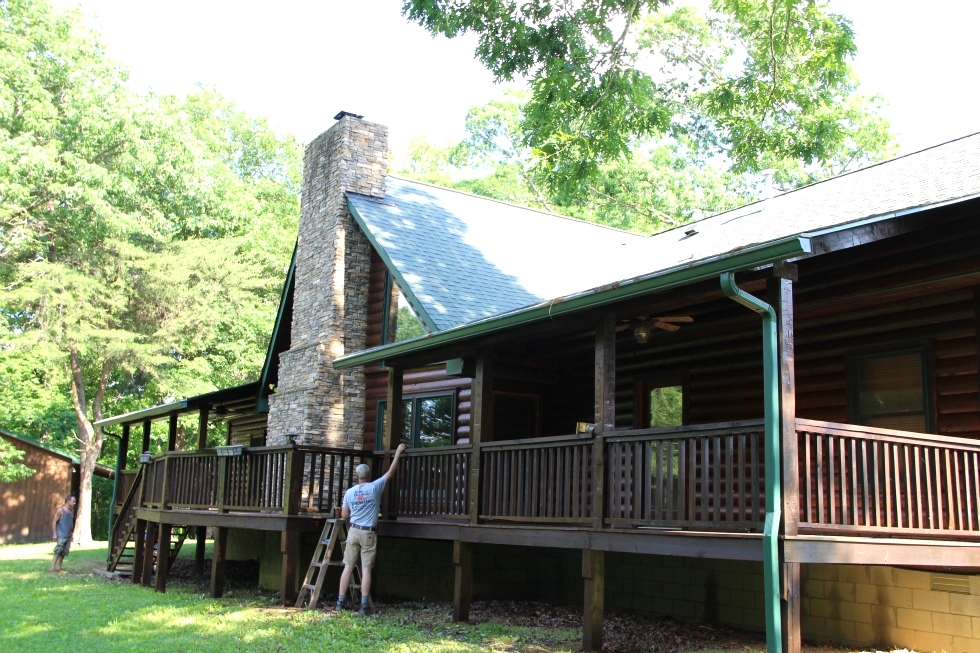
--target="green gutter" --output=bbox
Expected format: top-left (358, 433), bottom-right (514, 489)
top-left (334, 236), bottom-right (811, 369)
top-left (720, 272), bottom-right (782, 653)
top-left (94, 399), bottom-right (188, 429)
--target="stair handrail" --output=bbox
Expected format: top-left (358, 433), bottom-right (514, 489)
top-left (107, 465), bottom-right (145, 571)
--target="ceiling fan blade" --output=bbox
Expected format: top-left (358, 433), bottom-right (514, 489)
top-left (652, 321), bottom-right (681, 332)
top-left (652, 316), bottom-right (693, 323)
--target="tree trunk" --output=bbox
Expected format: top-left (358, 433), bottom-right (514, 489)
top-left (68, 349), bottom-right (108, 545)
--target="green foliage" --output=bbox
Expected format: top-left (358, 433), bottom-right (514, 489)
top-left (403, 0), bottom-right (894, 193)
top-left (0, 0), bottom-right (300, 540)
top-left (394, 305), bottom-right (427, 342)
top-left (0, 438), bottom-right (34, 482)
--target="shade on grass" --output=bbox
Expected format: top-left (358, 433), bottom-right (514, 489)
top-left (0, 543), bottom-right (577, 653)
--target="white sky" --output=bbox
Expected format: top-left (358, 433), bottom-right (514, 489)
top-left (57, 0), bottom-right (980, 158)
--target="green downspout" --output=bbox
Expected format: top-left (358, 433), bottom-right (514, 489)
top-left (720, 272), bottom-right (782, 653)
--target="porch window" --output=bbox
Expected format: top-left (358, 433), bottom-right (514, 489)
top-left (378, 394), bottom-right (455, 449)
top-left (849, 348), bottom-right (931, 433)
top-left (636, 377), bottom-right (685, 428)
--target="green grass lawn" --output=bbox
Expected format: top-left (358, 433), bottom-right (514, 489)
top-left (0, 542), bottom-right (579, 653)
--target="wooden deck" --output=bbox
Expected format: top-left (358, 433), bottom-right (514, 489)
top-left (113, 418), bottom-right (980, 565)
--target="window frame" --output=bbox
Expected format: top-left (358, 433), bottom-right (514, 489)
top-left (847, 345), bottom-right (934, 434)
top-left (633, 373), bottom-right (687, 429)
top-left (376, 392), bottom-right (457, 450)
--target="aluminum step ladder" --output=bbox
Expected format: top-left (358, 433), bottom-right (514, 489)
top-left (296, 519), bottom-right (362, 610)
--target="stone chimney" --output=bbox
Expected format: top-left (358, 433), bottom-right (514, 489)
top-left (266, 113), bottom-right (388, 446)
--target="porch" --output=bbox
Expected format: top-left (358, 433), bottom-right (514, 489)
top-left (112, 417), bottom-right (980, 605)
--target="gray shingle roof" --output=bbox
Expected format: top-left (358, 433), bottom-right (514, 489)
top-left (348, 133), bottom-right (980, 334)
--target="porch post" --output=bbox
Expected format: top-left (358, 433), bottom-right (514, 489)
top-left (108, 424), bottom-right (130, 539)
top-left (167, 412), bottom-right (178, 451)
top-left (141, 420), bottom-right (151, 455)
top-left (281, 531), bottom-right (300, 606)
top-left (382, 365), bottom-right (403, 518)
top-left (770, 270), bottom-right (801, 653)
top-left (155, 523), bottom-right (171, 593)
top-left (582, 549), bottom-right (605, 652)
top-left (469, 350), bottom-right (494, 525)
top-left (453, 540), bottom-right (473, 622)
top-left (592, 316), bottom-right (616, 529)
top-left (195, 403), bottom-right (208, 579)
top-left (210, 526), bottom-right (228, 598)
top-left (197, 404), bottom-right (210, 449)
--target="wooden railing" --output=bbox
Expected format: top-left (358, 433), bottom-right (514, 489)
top-left (480, 433), bottom-right (593, 522)
top-left (391, 445), bottom-right (471, 519)
top-left (605, 421), bottom-right (767, 531)
top-left (122, 420), bottom-right (980, 543)
top-left (108, 466), bottom-right (144, 570)
top-left (796, 419), bottom-right (980, 539)
top-left (296, 446), bottom-right (378, 513)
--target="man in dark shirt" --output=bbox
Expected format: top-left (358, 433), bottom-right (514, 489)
top-left (50, 495), bottom-right (76, 573)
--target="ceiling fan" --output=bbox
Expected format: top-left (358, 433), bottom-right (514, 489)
top-left (617, 316), bottom-right (693, 343)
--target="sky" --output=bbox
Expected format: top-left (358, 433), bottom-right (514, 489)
top-left (55, 0), bottom-right (980, 159)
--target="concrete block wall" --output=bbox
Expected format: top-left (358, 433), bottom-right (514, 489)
top-left (803, 564), bottom-right (980, 652)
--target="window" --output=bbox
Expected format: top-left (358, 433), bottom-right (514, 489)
top-left (635, 377), bottom-right (684, 428)
top-left (849, 348), bottom-right (931, 433)
top-left (378, 394), bottom-right (455, 448)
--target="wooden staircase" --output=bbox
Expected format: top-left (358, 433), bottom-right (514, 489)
top-left (108, 467), bottom-right (144, 576)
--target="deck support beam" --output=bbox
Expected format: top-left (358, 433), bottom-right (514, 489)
top-left (210, 526), bottom-right (228, 598)
top-left (155, 523), bottom-right (171, 593)
top-left (453, 540), bottom-right (473, 622)
top-left (132, 518), bottom-right (147, 585)
top-left (582, 550), bottom-right (605, 652)
top-left (194, 528), bottom-right (207, 577)
top-left (281, 531), bottom-right (300, 606)
top-left (141, 522), bottom-right (159, 587)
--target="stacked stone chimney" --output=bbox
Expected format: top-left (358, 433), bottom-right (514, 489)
top-left (266, 114), bottom-right (388, 446)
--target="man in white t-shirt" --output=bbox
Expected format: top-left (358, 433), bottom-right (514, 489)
top-left (336, 442), bottom-right (407, 615)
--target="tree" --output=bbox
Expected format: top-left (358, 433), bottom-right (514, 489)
top-left (0, 438), bottom-right (34, 482)
top-left (0, 0), bottom-right (300, 542)
top-left (403, 0), bottom-right (893, 194)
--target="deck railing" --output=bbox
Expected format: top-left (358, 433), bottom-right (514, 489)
top-left (604, 420), bottom-right (767, 531)
top-left (796, 419), bottom-right (980, 539)
top-left (481, 434), bottom-right (593, 522)
top-left (390, 445), bottom-right (471, 519)
top-left (125, 419), bottom-right (980, 542)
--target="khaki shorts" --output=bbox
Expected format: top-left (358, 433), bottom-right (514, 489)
top-left (343, 528), bottom-right (378, 568)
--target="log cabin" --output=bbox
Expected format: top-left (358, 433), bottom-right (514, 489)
top-left (96, 113), bottom-right (980, 653)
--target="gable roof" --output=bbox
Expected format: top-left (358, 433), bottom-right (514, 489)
top-left (335, 131), bottom-right (980, 369)
top-left (347, 176), bottom-right (650, 332)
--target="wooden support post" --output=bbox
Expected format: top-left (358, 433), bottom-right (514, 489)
top-left (582, 550), bottom-right (605, 652)
top-left (770, 271), bottom-right (800, 653)
top-left (210, 526), bottom-right (228, 598)
top-left (453, 540), bottom-right (473, 622)
top-left (132, 518), bottom-right (147, 585)
top-left (281, 531), bottom-right (300, 606)
top-left (470, 350), bottom-right (493, 524)
top-left (382, 365), bottom-right (403, 518)
top-left (194, 526), bottom-right (207, 577)
top-left (141, 522), bottom-right (159, 587)
top-left (141, 420), bottom-right (152, 455)
top-left (159, 456), bottom-right (170, 509)
top-left (216, 457), bottom-right (229, 513)
top-left (197, 405), bottom-right (210, 449)
top-left (592, 317), bottom-right (615, 528)
top-left (167, 412), bottom-right (178, 451)
top-left (155, 523), bottom-right (172, 593)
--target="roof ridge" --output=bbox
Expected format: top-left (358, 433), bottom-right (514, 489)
top-left (384, 174), bottom-right (650, 238)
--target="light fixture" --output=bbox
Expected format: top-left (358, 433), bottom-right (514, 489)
top-left (633, 324), bottom-right (652, 344)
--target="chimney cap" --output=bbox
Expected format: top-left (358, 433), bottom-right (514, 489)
top-left (334, 111), bottom-right (364, 121)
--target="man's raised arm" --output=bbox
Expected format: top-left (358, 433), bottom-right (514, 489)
top-left (382, 443), bottom-right (408, 482)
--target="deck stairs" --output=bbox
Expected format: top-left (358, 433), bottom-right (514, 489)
top-left (107, 467), bottom-right (145, 575)
top-left (296, 519), bottom-right (362, 610)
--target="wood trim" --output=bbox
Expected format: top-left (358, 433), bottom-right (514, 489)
top-left (770, 276), bottom-right (799, 536)
top-left (785, 535), bottom-right (980, 566)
